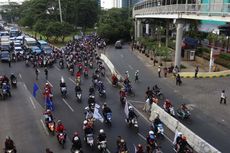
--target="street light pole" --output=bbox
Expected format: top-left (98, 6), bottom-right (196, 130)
top-left (58, 0), bottom-right (63, 23)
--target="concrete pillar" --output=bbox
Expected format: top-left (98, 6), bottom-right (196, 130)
top-left (137, 19), bottom-right (142, 38)
top-left (146, 24), bottom-right (149, 35)
top-left (174, 20), bottom-right (184, 68)
top-left (134, 20), bottom-right (137, 40)
top-left (165, 20), bottom-right (169, 47)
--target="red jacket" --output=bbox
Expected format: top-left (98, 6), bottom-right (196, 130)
top-left (56, 124), bottom-right (65, 133)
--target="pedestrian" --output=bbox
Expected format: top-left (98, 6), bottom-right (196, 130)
top-left (45, 148), bottom-right (53, 153)
top-left (173, 65), bottom-right (179, 77)
top-left (35, 68), bottom-right (39, 80)
top-left (44, 67), bottom-right (48, 80)
top-left (220, 90), bottom-right (227, 104)
top-left (176, 74), bottom-right (182, 86)
top-left (163, 67), bottom-right (168, 78)
top-left (153, 58), bottom-right (157, 66)
top-left (194, 66), bottom-right (199, 79)
top-left (8, 58), bottom-right (11, 68)
top-left (134, 70), bottom-right (139, 82)
top-left (158, 66), bottom-right (161, 78)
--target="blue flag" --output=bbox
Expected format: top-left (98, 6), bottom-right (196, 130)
top-left (33, 83), bottom-right (39, 97)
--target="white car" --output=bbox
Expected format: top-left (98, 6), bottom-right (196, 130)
top-left (14, 46), bottom-right (24, 54)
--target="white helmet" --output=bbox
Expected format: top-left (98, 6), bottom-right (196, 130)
top-left (128, 106), bottom-right (133, 110)
top-left (83, 120), bottom-right (87, 125)
top-left (46, 83), bottom-right (49, 85)
top-left (99, 129), bottom-right (104, 133)
top-left (126, 71), bottom-right (128, 74)
top-left (149, 130), bottom-right (154, 135)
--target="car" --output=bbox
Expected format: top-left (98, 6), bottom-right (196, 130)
top-left (115, 40), bottom-right (122, 49)
top-left (30, 46), bottom-right (42, 54)
top-left (43, 46), bottom-right (53, 54)
top-left (0, 51), bottom-right (10, 62)
top-left (14, 42), bottom-right (21, 48)
top-left (14, 47), bottom-right (24, 55)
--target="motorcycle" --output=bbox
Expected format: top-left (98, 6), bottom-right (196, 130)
top-left (61, 86), bottom-right (67, 98)
top-left (76, 92), bottom-right (82, 103)
top-left (4, 148), bottom-right (16, 153)
top-left (11, 79), bottom-right (17, 88)
top-left (76, 77), bottom-right (81, 85)
top-left (89, 62), bottom-right (93, 69)
top-left (59, 62), bottom-right (64, 69)
top-left (2, 89), bottom-right (9, 100)
top-left (153, 90), bottom-right (164, 100)
top-left (98, 141), bottom-right (107, 152)
top-left (120, 96), bottom-right (126, 106)
top-left (86, 133), bottom-right (94, 147)
top-left (176, 108), bottom-right (191, 119)
top-left (155, 123), bottom-right (164, 138)
top-left (25, 59), bottom-right (29, 67)
top-left (127, 117), bottom-right (139, 133)
top-left (57, 132), bottom-right (66, 148)
top-left (92, 79), bottom-right (98, 88)
top-left (105, 112), bottom-right (112, 126)
top-left (84, 71), bottom-right (88, 78)
top-left (99, 89), bottom-right (106, 98)
top-left (71, 148), bottom-right (83, 153)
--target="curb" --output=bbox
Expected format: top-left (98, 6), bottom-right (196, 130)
top-left (179, 72), bottom-right (230, 79)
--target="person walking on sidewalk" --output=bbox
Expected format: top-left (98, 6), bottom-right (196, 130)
top-left (35, 68), bottom-right (39, 80)
top-left (176, 74), bottom-right (182, 86)
top-left (44, 67), bottom-right (48, 80)
top-left (163, 67), bottom-right (167, 78)
top-left (194, 66), bottom-right (199, 79)
top-left (220, 90), bottom-right (227, 104)
top-left (158, 66), bottom-right (161, 78)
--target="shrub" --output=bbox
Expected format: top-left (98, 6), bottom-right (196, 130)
top-left (219, 53), bottom-right (230, 61)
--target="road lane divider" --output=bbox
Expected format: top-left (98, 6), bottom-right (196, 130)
top-left (29, 96), bottom-right (36, 109)
top-left (62, 98), bottom-right (74, 112)
top-left (68, 77), bottom-right (76, 85)
top-left (40, 119), bottom-right (49, 136)
top-left (19, 73), bottom-right (22, 79)
top-left (55, 66), bottom-right (61, 71)
top-left (23, 83), bottom-right (27, 90)
top-left (47, 80), bottom-right (53, 87)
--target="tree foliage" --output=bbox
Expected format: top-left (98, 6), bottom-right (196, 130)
top-left (97, 8), bottom-right (132, 43)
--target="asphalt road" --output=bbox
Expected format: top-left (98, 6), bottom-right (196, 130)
top-left (0, 55), bottom-right (174, 153)
top-left (105, 44), bottom-right (230, 152)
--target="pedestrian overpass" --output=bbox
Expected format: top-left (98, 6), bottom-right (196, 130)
top-left (132, 0), bottom-right (230, 67)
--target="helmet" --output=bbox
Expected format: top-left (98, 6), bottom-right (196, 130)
top-left (57, 120), bottom-right (61, 124)
top-left (83, 120), bottom-right (88, 125)
top-left (46, 83), bottom-right (49, 85)
top-left (74, 136), bottom-right (79, 141)
top-left (99, 129), bottom-right (104, 133)
top-left (128, 106), bottom-right (133, 110)
top-left (126, 71), bottom-right (128, 74)
top-left (103, 102), bottom-right (107, 106)
top-left (46, 109), bottom-right (51, 113)
top-left (149, 130), bottom-right (154, 135)
top-left (136, 70), bottom-right (139, 72)
top-left (74, 132), bottom-right (78, 136)
top-left (120, 139), bottom-right (124, 143)
top-left (137, 144), bottom-right (142, 149)
top-left (178, 132), bottom-right (182, 136)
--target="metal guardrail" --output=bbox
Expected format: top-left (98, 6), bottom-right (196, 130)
top-left (133, 2), bottom-right (230, 18)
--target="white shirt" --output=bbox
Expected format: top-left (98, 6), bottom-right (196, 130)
top-left (221, 92), bottom-right (225, 99)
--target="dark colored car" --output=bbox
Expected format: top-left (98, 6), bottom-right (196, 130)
top-left (0, 51), bottom-right (10, 62)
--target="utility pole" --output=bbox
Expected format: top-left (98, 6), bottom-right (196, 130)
top-left (58, 0), bottom-right (63, 23)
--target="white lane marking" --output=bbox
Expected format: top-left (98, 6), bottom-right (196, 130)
top-left (47, 80), bottom-right (53, 87)
top-left (138, 133), bottom-right (146, 140)
top-left (68, 77), bottom-right (76, 85)
top-left (37, 69), bottom-right (40, 73)
top-left (55, 66), bottom-right (61, 71)
top-left (128, 65), bottom-right (134, 70)
top-left (40, 119), bottom-right (49, 135)
top-left (120, 54), bottom-right (124, 58)
top-left (19, 73), bottom-right (22, 79)
top-left (128, 101), bottom-right (173, 143)
top-left (62, 98), bottom-right (74, 112)
top-left (29, 97), bottom-right (36, 109)
top-left (23, 84), bottom-right (27, 90)
top-left (105, 76), bottom-right (112, 84)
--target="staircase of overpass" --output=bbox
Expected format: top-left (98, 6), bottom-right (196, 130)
top-left (132, 0), bottom-right (230, 68)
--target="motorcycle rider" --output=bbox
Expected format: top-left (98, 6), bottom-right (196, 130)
top-left (145, 86), bottom-right (153, 99)
top-left (135, 144), bottom-right (144, 153)
top-left (98, 80), bottom-right (105, 93)
top-left (97, 129), bottom-right (106, 149)
top-left (75, 83), bottom-right (82, 95)
top-left (117, 139), bottom-right (127, 153)
top-left (89, 85), bottom-right (95, 95)
top-left (44, 109), bottom-right (54, 126)
top-left (10, 73), bottom-right (17, 85)
top-left (71, 132), bottom-right (82, 151)
top-left (152, 84), bottom-right (160, 94)
top-left (83, 120), bottom-right (93, 141)
top-left (134, 70), bottom-right (139, 82)
top-left (60, 77), bottom-right (67, 94)
top-left (163, 99), bottom-right (172, 113)
top-left (153, 115), bottom-right (162, 134)
top-left (59, 58), bottom-right (64, 68)
top-left (180, 103), bottom-right (189, 118)
top-left (83, 66), bottom-right (89, 77)
top-left (5, 136), bottom-right (16, 152)
top-left (125, 71), bottom-right (129, 79)
top-left (56, 120), bottom-right (66, 139)
top-left (112, 73), bottom-right (118, 86)
top-left (146, 131), bottom-right (156, 150)
top-left (177, 136), bottom-right (192, 153)
top-left (127, 106), bottom-right (137, 123)
top-left (2, 82), bottom-right (11, 96)
top-left (102, 103), bottom-right (112, 122)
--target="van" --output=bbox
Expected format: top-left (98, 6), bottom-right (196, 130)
top-left (115, 40), bottom-right (122, 49)
top-left (24, 37), bottom-right (37, 51)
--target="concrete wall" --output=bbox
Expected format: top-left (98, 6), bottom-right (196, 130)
top-left (150, 103), bottom-right (221, 153)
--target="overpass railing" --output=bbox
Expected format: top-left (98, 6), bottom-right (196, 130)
top-left (133, 2), bottom-right (230, 17)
